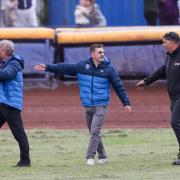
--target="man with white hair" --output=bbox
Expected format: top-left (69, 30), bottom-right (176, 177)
top-left (0, 40), bottom-right (30, 167)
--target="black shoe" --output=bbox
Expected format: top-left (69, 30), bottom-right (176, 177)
top-left (14, 161), bottom-right (31, 167)
top-left (172, 159), bottom-right (180, 165)
top-left (172, 152), bottom-right (180, 165)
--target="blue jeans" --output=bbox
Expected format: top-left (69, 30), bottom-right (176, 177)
top-left (84, 106), bottom-right (107, 159)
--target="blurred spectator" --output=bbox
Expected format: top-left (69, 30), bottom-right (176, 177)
top-left (0, 0), bottom-right (7, 26)
top-left (159, 0), bottom-right (179, 25)
top-left (15, 0), bottom-right (38, 26)
top-left (4, 0), bottom-right (18, 27)
top-left (144, 0), bottom-right (159, 25)
top-left (74, 0), bottom-right (107, 27)
top-left (177, 0), bottom-right (180, 23)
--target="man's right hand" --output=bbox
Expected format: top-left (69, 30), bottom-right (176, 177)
top-left (136, 80), bottom-right (146, 89)
top-left (34, 64), bottom-right (46, 71)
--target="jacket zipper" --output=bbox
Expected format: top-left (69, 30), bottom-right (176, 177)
top-left (91, 66), bottom-right (95, 106)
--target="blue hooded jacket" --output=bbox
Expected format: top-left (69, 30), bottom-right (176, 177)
top-left (0, 55), bottom-right (24, 111)
top-left (46, 57), bottom-right (130, 107)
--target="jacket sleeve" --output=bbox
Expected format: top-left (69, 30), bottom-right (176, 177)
top-left (109, 66), bottom-right (131, 106)
top-left (46, 63), bottom-right (78, 76)
top-left (0, 61), bottom-right (22, 81)
top-left (144, 65), bottom-right (166, 85)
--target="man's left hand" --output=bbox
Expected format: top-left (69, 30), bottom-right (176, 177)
top-left (124, 106), bottom-right (132, 112)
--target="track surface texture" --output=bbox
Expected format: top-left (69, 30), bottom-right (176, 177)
top-left (17, 81), bottom-right (171, 129)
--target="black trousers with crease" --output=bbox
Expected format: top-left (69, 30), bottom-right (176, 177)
top-left (0, 104), bottom-right (30, 163)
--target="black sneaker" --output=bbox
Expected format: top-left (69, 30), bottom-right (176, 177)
top-left (172, 153), bottom-right (180, 165)
top-left (14, 161), bottom-right (31, 167)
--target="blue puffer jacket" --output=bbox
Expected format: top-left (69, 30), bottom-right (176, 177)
top-left (0, 55), bottom-right (24, 111)
top-left (46, 57), bottom-right (130, 107)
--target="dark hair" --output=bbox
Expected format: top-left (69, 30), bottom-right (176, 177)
top-left (90, 44), bottom-right (104, 52)
top-left (163, 32), bottom-right (180, 43)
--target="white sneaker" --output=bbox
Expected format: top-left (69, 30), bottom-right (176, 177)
top-left (97, 158), bottom-right (108, 164)
top-left (86, 158), bottom-right (94, 166)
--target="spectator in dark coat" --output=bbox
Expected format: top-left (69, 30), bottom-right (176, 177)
top-left (159, 0), bottom-right (179, 25)
top-left (144, 0), bottom-right (159, 25)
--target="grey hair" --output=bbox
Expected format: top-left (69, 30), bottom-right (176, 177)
top-left (0, 40), bottom-right (14, 56)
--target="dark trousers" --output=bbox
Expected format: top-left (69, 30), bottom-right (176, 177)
top-left (84, 106), bottom-right (107, 159)
top-left (171, 98), bottom-right (180, 152)
top-left (144, 11), bottom-right (158, 25)
top-left (159, 14), bottom-right (179, 25)
top-left (0, 104), bottom-right (30, 163)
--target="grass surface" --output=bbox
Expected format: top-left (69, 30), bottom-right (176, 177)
top-left (0, 128), bottom-right (180, 180)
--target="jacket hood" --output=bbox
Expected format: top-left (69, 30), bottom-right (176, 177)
top-left (12, 54), bottom-right (24, 69)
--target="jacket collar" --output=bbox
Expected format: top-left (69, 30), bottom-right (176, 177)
top-left (87, 56), bottom-right (110, 67)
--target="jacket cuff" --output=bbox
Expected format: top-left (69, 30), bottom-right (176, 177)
top-left (45, 64), bottom-right (50, 71)
top-left (144, 78), bottom-right (151, 85)
top-left (123, 101), bottom-right (131, 106)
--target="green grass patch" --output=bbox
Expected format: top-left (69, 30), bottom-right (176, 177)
top-left (0, 128), bottom-right (180, 180)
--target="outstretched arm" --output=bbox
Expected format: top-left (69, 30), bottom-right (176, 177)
top-left (34, 63), bottom-right (78, 76)
top-left (136, 65), bottom-right (166, 89)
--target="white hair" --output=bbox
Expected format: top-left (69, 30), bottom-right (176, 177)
top-left (0, 40), bottom-right (14, 56)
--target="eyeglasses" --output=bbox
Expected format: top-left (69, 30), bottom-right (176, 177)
top-left (98, 51), bottom-right (105, 54)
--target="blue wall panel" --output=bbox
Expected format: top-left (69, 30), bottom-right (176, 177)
top-left (48, 0), bottom-right (146, 27)
top-left (63, 45), bottom-right (165, 77)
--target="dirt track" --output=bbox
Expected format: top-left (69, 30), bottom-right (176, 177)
top-left (20, 81), bottom-right (171, 129)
